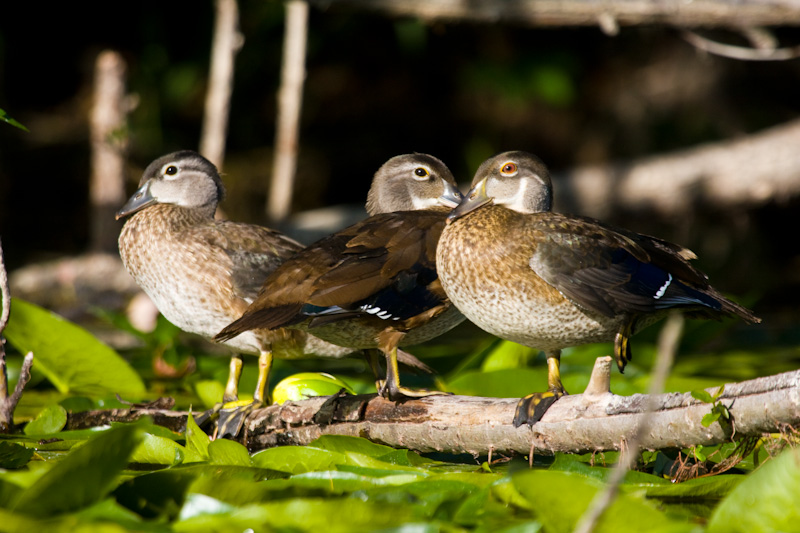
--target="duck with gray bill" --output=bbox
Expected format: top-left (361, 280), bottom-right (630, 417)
top-left (437, 151), bottom-right (761, 426)
top-left (117, 150), bottom-right (433, 437)
top-left (216, 153), bottom-right (465, 402)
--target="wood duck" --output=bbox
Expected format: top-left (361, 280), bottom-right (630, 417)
top-left (117, 151), bottom-right (431, 436)
top-left (216, 153), bottom-right (465, 401)
top-left (437, 151), bottom-right (761, 426)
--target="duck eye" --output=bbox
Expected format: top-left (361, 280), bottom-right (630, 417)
top-left (413, 167), bottom-right (430, 180)
top-left (165, 165), bottom-right (178, 176)
top-left (501, 162), bottom-right (517, 175)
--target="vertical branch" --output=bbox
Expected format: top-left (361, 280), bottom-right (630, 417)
top-left (0, 238), bottom-right (34, 432)
top-left (200, 0), bottom-right (243, 169)
top-left (89, 50), bottom-right (129, 253)
top-left (574, 313), bottom-right (685, 533)
top-left (268, 0), bottom-right (309, 223)
top-left (0, 238), bottom-right (10, 402)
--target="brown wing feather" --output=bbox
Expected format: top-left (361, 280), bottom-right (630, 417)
top-left (218, 209), bottom-right (448, 338)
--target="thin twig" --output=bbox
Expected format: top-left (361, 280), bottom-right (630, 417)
top-left (681, 29), bottom-right (800, 61)
top-left (200, 0), bottom-right (243, 169)
top-left (268, 0), bottom-right (309, 223)
top-left (1, 239), bottom-right (32, 432)
top-left (0, 237), bottom-right (10, 403)
top-left (0, 237), bottom-right (9, 333)
top-left (573, 313), bottom-right (684, 533)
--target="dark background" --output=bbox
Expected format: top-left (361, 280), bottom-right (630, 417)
top-left (1, 2), bottom-right (799, 332)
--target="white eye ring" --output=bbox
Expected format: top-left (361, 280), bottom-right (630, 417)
top-left (413, 167), bottom-right (431, 181)
top-left (161, 163), bottom-right (180, 179)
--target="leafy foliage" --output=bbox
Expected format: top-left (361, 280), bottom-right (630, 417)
top-left (3, 299), bottom-right (145, 398)
top-left (0, 300), bottom-right (794, 531)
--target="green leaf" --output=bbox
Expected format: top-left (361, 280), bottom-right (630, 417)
top-left (129, 433), bottom-right (186, 465)
top-left (272, 373), bottom-right (356, 404)
top-left (113, 468), bottom-right (199, 520)
top-left (645, 476), bottom-right (743, 499)
top-left (0, 442), bottom-right (34, 469)
top-left (175, 497), bottom-right (417, 533)
top-left (251, 446), bottom-right (345, 474)
top-left (512, 470), bottom-right (693, 533)
top-left (481, 341), bottom-right (536, 371)
top-left (310, 435), bottom-right (422, 464)
top-left (3, 299), bottom-right (145, 397)
top-left (12, 421), bottom-right (145, 516)
top-left (701, 412), bottom-right (721, 427)
top-left (23, 404), bottom-right (67, 435)
top-left (183, 413), bottom-right (210, 462)
top-left (549, 453), bottom-right (668, 485)
top-left (208, 439), bottom-right (252, 466)
top-left (194, 380), bottom-right (225, 408)
top-left (708, 447), bottom-right (800, 533)
top-left (711, 385), bottom-right (725, 401)
top-left (691, 389), bottom-right (714, 404)
top-left (0, 108), bottom-right (28, 131)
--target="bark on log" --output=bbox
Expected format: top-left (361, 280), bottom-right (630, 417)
top-left (308, 0), bottom-right (800, 29)
top-left (63, 359), bottom-right (800, 456)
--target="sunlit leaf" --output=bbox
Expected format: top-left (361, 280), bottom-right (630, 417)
top-left (691, 389), bottom-right (714, 404)
top-left (512, 470), bottom-right (694, 533)
top-left (193, 380), bottom-right (225, 408)
top-left (129, 433), bottom-right (186, 465)
top-left (12, 421), bottom-right (145, 516)
top-left (701, 412), bottom-right (721, 427)
top-left (708, 447), bottom-right (800, 533)
top-left (183, 413), bottom-right (210, 462)
top-left (207, 439), bottom-right (251, 466)
top-left (23, 404), bottom-right (67, 435)
top-left (3, 299), bottom-right (145, 398)
top-left (175, 497), bottom-right (418, 533)
top-left (272, 372), bottom-right (355, 404)
top-left (309, 435), bottom-right (435, 467)
top-left (480, 341), bottom-right (536, 372)
top-left (251, 446), bottom-right (345, 474)
top-left (177, 493), bottom-right (234, 521)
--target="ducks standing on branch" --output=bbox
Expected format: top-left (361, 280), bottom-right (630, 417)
top-left (436, 151), bottom-right (761, 426)
top-left (216, 153), bottom-right (465, 401)
top-left (117, 151), bottom-right (428, 436)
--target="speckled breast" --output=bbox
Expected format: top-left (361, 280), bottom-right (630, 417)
top-left (437, 208), bottom-right (623, 352)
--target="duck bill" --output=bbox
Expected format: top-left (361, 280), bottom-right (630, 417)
top-left (447, 177), bottom-right (491, 223)
top-left (438, 179), bottom-right (464, 208)
top-left (116, 181), bottom-right (156, 219)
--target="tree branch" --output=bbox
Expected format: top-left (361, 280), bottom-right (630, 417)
top-left (558, 117), bottom-right (800, 219)
top-left (63, 361), bottom-right (800, 456)
top-left (268, 0), bottom-right (309, 223)
top-left (200, 0), bottom-right (243, 169)
top-left (89, 50), bottom-right (129, 254)
top-left (307, 0), bottom-right (800, 29)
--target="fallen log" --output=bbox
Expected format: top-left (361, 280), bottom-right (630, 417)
top-left (64, 357), bottom-right (800, 456)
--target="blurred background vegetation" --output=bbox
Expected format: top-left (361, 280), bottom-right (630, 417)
top-left (1, 1), bottom-right (798, 406)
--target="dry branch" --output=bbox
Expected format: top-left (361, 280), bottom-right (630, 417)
top-left (558, 117), bottom-right (800, 219)
top-left (89, 51), bottom-right (129, 253)
top-left (200, 0), bottom-right (243, 169)
top-left (268, 0), bottom-right (309, 223)
top-left (308, 0), bottom-right (800, 28)
top-left (63, 360), bottom-right (800, 456)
